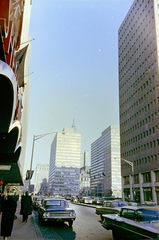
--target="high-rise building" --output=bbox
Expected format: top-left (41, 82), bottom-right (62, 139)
top-left (90, 126), bottom-right (121, 198)
top-left (34, 164), bottom-right (49, 194)
top-left (119, 0), bottom-right (159, 204)
top-left (48, 125), bottom-right (81, 196)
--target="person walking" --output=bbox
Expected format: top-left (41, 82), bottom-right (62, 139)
top-left (1, 195), bottom-right (17, 240)
top-left (20, 191), bottom-right (32, 222)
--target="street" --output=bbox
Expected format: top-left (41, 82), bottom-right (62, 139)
top-left (34, 203), bottom-right (113, 240)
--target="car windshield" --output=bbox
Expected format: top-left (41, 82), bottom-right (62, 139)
top-left (137, 209), bottom-right (159, 221)
top-left (45, 200), bottom-right (68, 208)
top-left (113, 202), bottom-right (127, 207)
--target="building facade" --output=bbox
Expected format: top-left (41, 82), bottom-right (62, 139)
top-left (80, 151), bottom-right (91, 196)
top-left (90, 126), bottom-right (121, 198)
top-left (119, 0), bottom-right (159, 204)
top-left (0, 0), bottom-right (32, 190)
top-left (48, 125), bottom-right (81, 196)
top-left (34, 164), bottom-right (49, 194)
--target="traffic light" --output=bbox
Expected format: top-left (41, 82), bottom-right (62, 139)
top-left (26, 170), bottom-right (34, 180)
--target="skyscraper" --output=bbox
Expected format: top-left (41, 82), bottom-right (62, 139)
top-left (119, 0), bottom-right (159, 203)
top-left (34, 164), bottom-right (49, 194)
top-left (48, 124), bottom-right (81, 196)
top-left (90, 126), bottom-right (121, 198)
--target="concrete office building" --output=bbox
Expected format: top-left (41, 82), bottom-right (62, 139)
top-left (48, 125), bottom-right (81, 196)
top-left (34, 164), bottom-right (49, 194)
top-left (119, 0), bottom-right (159, 203)
top-left (90, 126), bottom-right (121, 198)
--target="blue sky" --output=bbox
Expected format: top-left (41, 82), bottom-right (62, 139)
top-left (25, 0), bottom-right (134, 173)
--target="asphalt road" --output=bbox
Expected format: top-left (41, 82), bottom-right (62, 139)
top-left (34, 202), bottom-right (113, 240)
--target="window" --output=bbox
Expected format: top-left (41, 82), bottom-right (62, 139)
top-left (143, 172), bottom-right (151, 183)
top-left (134, 174), bottom-right (139, 184)
top-left (121, 209), bottom-right (135, 220)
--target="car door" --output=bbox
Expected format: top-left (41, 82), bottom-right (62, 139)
top-left (117, 208), bottom-right (139, 240)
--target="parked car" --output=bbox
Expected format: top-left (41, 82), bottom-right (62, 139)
top-left (126, 199), bottom-right (138, 206)
top-left (79, 196), bottom-right (93, 204)
top-left (71, 196), bottom-right (78, 203)
top-left (92, 197), bottom-right (105, 205)
top-left (32, 196), bottom-right (45, 210)
top-left (96, 200), bottom-right (128, 221)
top-left (141, 201), bottom-right (157, 206)
top-left (101, 205), bottom-right (159, 240)
top-left (38, 198), bottom-right (76, 226)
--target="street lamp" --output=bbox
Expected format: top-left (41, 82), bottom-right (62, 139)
top-left (120, 158), bottom-right (134, 200)
top-left (28, 131), bottom-right (58, 191)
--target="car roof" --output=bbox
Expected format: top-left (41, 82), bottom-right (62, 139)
top-left (104, 200), bottom-right (127, 203)
top-left (43, 198), bottom-right (66, 201)
top-left (120, 205), bottom-right (159, 211)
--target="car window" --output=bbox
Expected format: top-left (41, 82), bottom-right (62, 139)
top-left (137, 209), bottom-right (159, 221)
top-left (121, 209), bottom-right (135, 220)
top-left (112, 202), bottom-right (118, 207)
top-left (118, 202), bottom-right (127, 207)
top-left (106, 202), bottom-right (111, 207)
top-left (44, 200), bottom-right (68, 207)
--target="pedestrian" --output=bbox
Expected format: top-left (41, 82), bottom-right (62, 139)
top-left (20, 191), bottom-right (32, 222)
top-left (0, 191), bottom-right (3, 214)
top-left (1, 195), bottom-right (17, 240)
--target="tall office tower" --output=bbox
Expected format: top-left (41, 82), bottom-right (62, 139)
top-left (90, 126), bottom-right (121, 198)
top-left (34, 164), bottom-right (49, 194)
top-left (119, 0), bottom-right (159, 204)
top-left (48, 125), bottom-right (81, 196)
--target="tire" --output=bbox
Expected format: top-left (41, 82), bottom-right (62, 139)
top-left (100, 214), bottom-right (104, 221)
top-left (68, 221), bottom-right (73, 227)
top-left (112, 229), bottom-right (121, 240)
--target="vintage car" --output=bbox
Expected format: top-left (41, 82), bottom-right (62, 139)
top-left (92, 197), bottom-right (105, 205)
top-left (79, 196), bottom-right (93, 204)
top-left (141, 201), bottom-right (157, 206)
top-left (32, 196), bottom-right (45, 210)
top-left (96, 200), bottom-right (128, 221)
top-left (38, 198), bottom-right (76, 226)
top-left (101, 205), bottom-right (159, 240)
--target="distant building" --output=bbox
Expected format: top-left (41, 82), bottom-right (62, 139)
top-left (48, 124), bottom-right (81, 196)
top-left (90, 126), bottom-right (121, 198)
top-left (34, 164), bottom-right (49, 194)
top-left (119, 0), bottom-right (159, 204)
top-left (39, 178), bottom-right (48, 196)
top-left (80, 151), bottom-right (91, 196)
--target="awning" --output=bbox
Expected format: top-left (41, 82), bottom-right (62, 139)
top-left (15, 45), bottom-right (28, 87)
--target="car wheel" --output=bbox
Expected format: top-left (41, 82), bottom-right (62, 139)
top-left (68, 221), bottom-right (73, 227)
top-left (112, 229), bottom-right (121, 240)
top-left (100, 214), bottom-right (104, 221)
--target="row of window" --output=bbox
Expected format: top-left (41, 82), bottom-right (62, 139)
top-left (124, 171), bottom-right (159, 185)
top-left (119, 27), bottom-right (155, 68)
top-left (121, 127), bottom-right (159, 148)
top-left (122, 155), bottom-right (158, 170)
top-left (119, 0), bottom-right (153, 44)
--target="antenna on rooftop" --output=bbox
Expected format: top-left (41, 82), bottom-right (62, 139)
top-left (72, 119), bottom-right (76, 131)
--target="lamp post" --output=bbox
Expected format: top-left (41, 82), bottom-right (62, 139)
top-left (28, 131), bottom-right (58, 192)
top-left (120, 158), bottom-right (134, 200)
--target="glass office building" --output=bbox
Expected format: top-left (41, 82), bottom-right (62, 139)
top-left (48, 126), bottom-right (81, 196)
top-left (90, 125), bottom-right (121, 198)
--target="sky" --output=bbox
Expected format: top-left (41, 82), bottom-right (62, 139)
top-left (25, 0), bottom-right (134, 176)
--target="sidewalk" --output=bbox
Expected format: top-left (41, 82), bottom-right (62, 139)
top-left (0, 202), bottom-right (44, 240)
